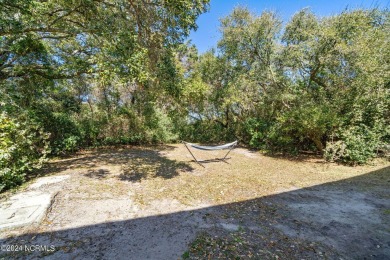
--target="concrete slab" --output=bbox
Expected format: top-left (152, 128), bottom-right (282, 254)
top-left (0, 191), bottom-right (53, 231)
top-left (0, 175), bottom-right (69, 231)
top-left (29, 175), bottom-right (70, 189)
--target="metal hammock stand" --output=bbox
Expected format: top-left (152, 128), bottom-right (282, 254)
top-left (182, 140), bottom-right (238, 167)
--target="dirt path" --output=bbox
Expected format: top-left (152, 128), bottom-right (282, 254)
top-left (0, 145), bottom-right (389, 259)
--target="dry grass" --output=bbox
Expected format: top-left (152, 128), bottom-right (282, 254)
top-left (33, 144), bottom-right (388, 208)
top-left (132, 145), bottom-right (388, 205)
top-left (1, 144), bottom-right (388, 259)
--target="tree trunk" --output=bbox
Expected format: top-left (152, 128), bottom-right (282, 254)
top-left (311, 137), bottom-right (324, 154)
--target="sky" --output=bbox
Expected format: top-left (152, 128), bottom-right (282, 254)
top-left (189, 0), bottom-right (389, 53)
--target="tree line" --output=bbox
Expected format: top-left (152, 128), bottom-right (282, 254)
top-left (0, 1), bottom-right (388, 191)
top-left (180, 7), bottom-right (389, 164)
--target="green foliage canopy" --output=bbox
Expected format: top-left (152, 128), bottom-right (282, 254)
top-left (0, 0), bottom-right (209, 191)
top-left (179, 7), bottom-right (389, 164)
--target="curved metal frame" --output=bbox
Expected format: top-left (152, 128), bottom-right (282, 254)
top-left (182, 141), bottom-right (238, 167)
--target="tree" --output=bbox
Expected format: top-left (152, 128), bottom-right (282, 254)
top-left (182, 6), bottom-right (389, 163)
top-left (0, 0), bottom-right (209, 191)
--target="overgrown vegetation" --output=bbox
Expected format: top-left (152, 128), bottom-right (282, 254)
top-left (178, 7), bottom-right (389, 165)
top-left (0, 113), bottom-right (49, 191)
top-left (0, 0), bottom-right (209, 191)
top-left (0, 1), bottom-right (388, 191)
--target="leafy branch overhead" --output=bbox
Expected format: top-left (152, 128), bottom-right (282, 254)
top-left (0, 2), bottom-right (389, 192)
top-left (0, 0), bottom-right (209, 191)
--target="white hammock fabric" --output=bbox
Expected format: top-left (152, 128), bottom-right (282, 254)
top-left (186, 140), bottom-right (238, 151)
top-left (182, 140), bottom-right (238, 167)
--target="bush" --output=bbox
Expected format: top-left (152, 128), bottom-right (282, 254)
top-left (145, 108), bottom-right (178, 143)
top-left (324, 124), bottom-right (383, 165)
top-left (62, 135), bottom-right (80, 152)
top-left (101, 134), bottom-right (145, 146)
top-left (44, 112), bottom-right (81, 154)
top-left (243, 118), bottom-right (271, 149)
top-left (179, 120), bottom-right (236, 144)
top-left (242, 101), bottom-right (340, 153)
top-left (31, 108), bottom-right (82, 154)
top-left (0, 113), bottom-right (49, 192)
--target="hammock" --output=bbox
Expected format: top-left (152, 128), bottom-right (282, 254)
top-left (182, 140), bottom-right (238, 167)
top-left (186, 141), bottom-right (238, 151)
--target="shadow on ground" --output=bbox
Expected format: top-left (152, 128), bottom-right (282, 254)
top-left (118, 152), bottom-right (192, 182)
top-left (1, 166), bottom-right (389, 259)
top-left (39, 145), bottom-right (193, 183)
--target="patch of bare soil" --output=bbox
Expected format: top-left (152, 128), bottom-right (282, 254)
top-left (0, 144), bottom-right (389, 259)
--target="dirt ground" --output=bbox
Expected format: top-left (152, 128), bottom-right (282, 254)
top-left (0, 144), bottom-right (389, 259)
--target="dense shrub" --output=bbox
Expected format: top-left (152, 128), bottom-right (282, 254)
top-left (243, 118), bottom-right (272, 150)
top-left (325, 124), bottom-right (384, 165)
top-left (0, 113), bottom-right (49, 192)
top-left (180, 120), bottom-right (236, 144)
